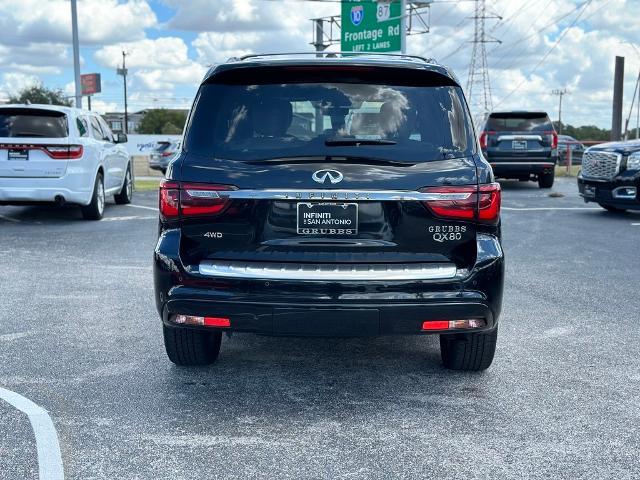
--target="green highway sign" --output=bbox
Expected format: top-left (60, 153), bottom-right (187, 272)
top-left (341, 0), bottom-right (405, 53)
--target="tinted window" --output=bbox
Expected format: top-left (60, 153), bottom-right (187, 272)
top-left (89, 116), bottom-right (105, 141)
top-left (97, 117), bottom-right (114, 142)
top-left (76, 116), bottom-right (89, 137)
top-left (0, 108), bottom-right (68, 138)
top-left (486, 113), bottom-right (552, 132)
top-left (156, 142), bottom-right (172, 152)
top-left (185, 82), bottom-right (474, 162)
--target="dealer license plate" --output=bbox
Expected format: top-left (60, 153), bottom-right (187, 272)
top-left (296, 203), bottom-right (358, 235)
top-left (8, 149), bottom-right (29, 161)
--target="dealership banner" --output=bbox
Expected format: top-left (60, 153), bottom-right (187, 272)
top-left (124, 135), bottom-right (182, 156)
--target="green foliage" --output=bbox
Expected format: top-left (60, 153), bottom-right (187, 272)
top-left (8, 84), bottom-right (73, 107)
top-left (553, 121), bottom-right (611, 141)
top-left (160, 122), bottom-right (182, 134)
top-left (137, 109), bottom-right (186, 134)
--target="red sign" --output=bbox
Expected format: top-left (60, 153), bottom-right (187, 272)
top-left (81, 73), bottom-right (101, 96)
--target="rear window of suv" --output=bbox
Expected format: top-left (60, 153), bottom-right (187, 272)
top-left (0, 108), bottom-right (68, 138)
top-left (184, 68), bottom-right (475, 162)
top-left (485, 112), bottom-right (552, 132)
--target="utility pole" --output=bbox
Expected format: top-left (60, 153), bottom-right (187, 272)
top-left (552, 89), bottom-right (568, 135)
top-left (624, 70), bottom-right (640, 140)
top-left (467, 0), bottom-right (501, 127)
top-left (611, 56), bottom-right (624, 141)
top-left (117, 51), bottom-right (129, 134)
top-left (70, 0), bottom-right (82, 108)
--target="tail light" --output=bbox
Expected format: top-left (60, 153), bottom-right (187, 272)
top-left (161, 151), bottom-right (174, 157)
top-left (159, 180), bottom-right (235, 220)
top-left (43, 145), bottom-right (84, 159)
top-left (421, 183), bottom-right (501, 224)
top-left (159, 180), bottom-right (180, 219)
top-left (544, 131), bottom-right (558, 149)
top-left (0, 144), bottom-right (83, 159)
top-left (479, 130), bottom-right (494, 150)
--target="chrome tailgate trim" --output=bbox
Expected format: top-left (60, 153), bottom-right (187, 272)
top-left (198, 261), bottom-right (458, 281)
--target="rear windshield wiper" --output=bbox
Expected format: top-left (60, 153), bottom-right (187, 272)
top-left (325, 138), bottom-right (396, 146)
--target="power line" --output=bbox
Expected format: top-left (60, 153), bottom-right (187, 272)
top-left (494, 0), bottom-right (592, 108)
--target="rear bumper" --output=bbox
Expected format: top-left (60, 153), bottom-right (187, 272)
top-left (488, 160), bottom-right (556, 178)
top-left (577, 174), bottom-right (640, 210)
top-left (0, 171), bottom-right (94, 205)
top-left (153, 231), bottom-right (504, 337)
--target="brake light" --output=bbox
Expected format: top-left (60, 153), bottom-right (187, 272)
top-left (422, 186), bottom-right (477, 220)
top-left (421, 183), bottom-right (501, 224)
top-left (159, 181), bottom-right (235, 220)
top-left (479, 130), bottom-right (494, 150)
top-left (159, 180), bottom-right (179, 219)
top-left (43, 145), bottom-right (84, 159)
top-left (544, 131), bottom-right (558, 149)
top-left (161, 151), bottom-right (174, 157)
top-left (477, 183), bottom-right (501, 223)
top-left (181, 183), bottom-right (233, 217)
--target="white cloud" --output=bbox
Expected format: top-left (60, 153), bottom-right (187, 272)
top-left (0, 0), bottom-right (157, 46)
top-left (134, 63), bottom-right (207, 91)
top-left (0, 72), bottom-right (41, 97)
top-left (95, 37), bottom-right (193, 69)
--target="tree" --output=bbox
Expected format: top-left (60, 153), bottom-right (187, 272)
top-left (137, 109), bottom-right (187, 134)
top-left (553, 121), bottom-right (611, 141)
top-left (8, 84), bottom-right (72, 106)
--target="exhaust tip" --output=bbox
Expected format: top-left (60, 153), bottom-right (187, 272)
top-left (54, 195), bottom-right (66, 205)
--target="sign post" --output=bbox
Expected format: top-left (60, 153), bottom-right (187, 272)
top-left (81, 73), bottom-right (101, 111)
top-left (341, 0), bottom-right (406, 54)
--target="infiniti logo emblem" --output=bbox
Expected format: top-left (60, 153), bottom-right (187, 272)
top-left (312, 169), bottom-right (343, 185)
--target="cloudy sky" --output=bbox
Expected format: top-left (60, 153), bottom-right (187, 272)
top-left (0, 0), bottom-right (639, 129)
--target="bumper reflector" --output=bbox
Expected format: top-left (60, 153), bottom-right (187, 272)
top-left (173, 315), bottom-right (231, 328)
top-left (421, 319), bottom-right (486, 331)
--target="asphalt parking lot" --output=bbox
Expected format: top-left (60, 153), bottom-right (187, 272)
top-left (1, 177), bottom-right (639, 480)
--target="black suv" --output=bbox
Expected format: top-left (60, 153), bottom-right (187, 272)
top-left (153, 53), bottom-right (504, 371)
top-left (480, 111), bottom-right (558, 188)
top-left (578, 139), bottom-right (640, 212)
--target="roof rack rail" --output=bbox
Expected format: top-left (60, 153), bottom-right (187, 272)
top-left (232, 52), bottom-right (436, 64)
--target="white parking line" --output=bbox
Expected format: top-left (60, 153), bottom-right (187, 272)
top-left (0, 387), bottom-right (64, 480)
top-left (502, 206), bottom-right (601, 211)
top-left (126, 204), bottom-right (157, 212)
top-left (0, 214), bottom-right (21, 223)
top-left (632, 223), bottom-right (640, 226)
top-left (101, 215), bottom-right (156, 222)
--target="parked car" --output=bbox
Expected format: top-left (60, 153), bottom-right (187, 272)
top-left (577, 139), bottom-right (640, 212)
top-left (153, 53), bottom-right (504, 371)
top-left (480, 111), bottom-right (558, 188)
top-left (0, 104), bottom-right (132, 219)
top-left (558, 135), bottom-right (585, 165)
top-left (149, 140), bottom-right (181, 174)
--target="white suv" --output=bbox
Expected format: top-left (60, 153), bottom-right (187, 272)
top-left (0, 104), bottom-right (132, 220)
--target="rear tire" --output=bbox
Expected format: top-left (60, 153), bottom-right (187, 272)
top-left (114, 165), bottom-right (133, 205)
top-left (538, 170), bottom-right (555, 188)
top-left (81, 172), bottom-right (105, 220)
top-left (440, 328), bottom-right (498, 371)
top-left (598, 203), bottom-right (627, 213)
top-left (163, 326), bottom-right (222, 366)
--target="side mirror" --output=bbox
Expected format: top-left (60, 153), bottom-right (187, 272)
top-left (116, 133), bottom-right (128, 144)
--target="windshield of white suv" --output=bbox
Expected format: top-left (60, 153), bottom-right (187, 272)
top-left (185, 81), bottom-right (475, 162)
top-left (0, 108), bottom-right (68, 138)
